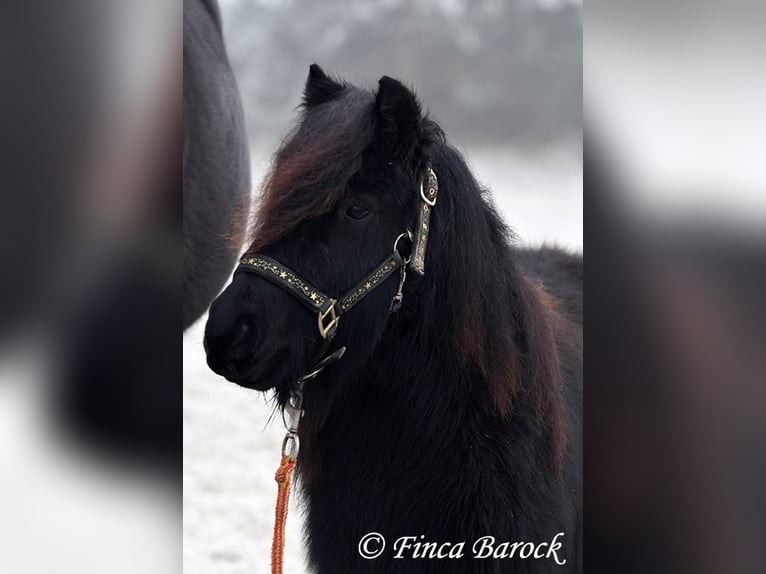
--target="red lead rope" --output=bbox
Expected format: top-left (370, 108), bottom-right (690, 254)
top-left (271, 454), bottom-right (297, 574)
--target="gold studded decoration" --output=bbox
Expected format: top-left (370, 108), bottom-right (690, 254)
top-left (340, 259), bottom-right (398, 311)
top-left (240, 256), bottom-right (328, 309)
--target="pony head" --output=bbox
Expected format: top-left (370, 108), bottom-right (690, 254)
top-left (204, 65), bottom-right (440, 399)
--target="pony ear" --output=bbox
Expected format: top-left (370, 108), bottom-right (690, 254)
top-left (376, 76), bottom-right (421, 160)
top-left (303, 64), bottom-right (344, 107)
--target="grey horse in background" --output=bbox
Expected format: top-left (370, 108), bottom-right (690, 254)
top-left (54, 0), bottom-right (250, 467)
top-left (184, 0), bottom-right (251, 329)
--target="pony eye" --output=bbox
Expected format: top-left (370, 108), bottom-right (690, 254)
top-left (345, 205), bottom-right (370, 220)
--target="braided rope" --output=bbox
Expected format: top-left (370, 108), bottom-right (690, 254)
top-left (271, 455), bottom-right (297, 574)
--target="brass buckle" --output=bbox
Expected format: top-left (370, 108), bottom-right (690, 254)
top-left (420, 177), bottom-right (436, 207)
top-left (317, 300), bottom-right (338, 339)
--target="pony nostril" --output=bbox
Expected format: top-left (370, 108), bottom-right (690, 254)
top-left (204, 311), bottom-right (264, 379)
top-left (231, 321), bottom-right (252, 348)
top-left (227, 319), bottom-right (260, 362)
top-left (204, 320), bottom-right (252, 369)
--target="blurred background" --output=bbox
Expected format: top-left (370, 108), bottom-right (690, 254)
top-left (1, 1), bottom-right (179, 574)
top-left (587, 2), bottom-right (765, 573)
top-left (184, 1), bottom-right (581, 573)
top-left (221, 0), bottom-right (583, 249)
top-left (225, 0), bottom-right (581, 148)
top-left (4, 1), bottom-right (762, 574)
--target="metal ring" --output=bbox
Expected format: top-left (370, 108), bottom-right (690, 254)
top-left (281, 432), bottom-right (300, 460)
top-left (393, 231), bottom-right (413, 262)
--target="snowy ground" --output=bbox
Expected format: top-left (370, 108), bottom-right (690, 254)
top-left (183, 145), bottom-right (582, 574)
top-left (184, 318), bottom-right (308, 574)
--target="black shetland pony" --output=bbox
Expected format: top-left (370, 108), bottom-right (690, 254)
top-left (205, 65), bottom-right (582, 573)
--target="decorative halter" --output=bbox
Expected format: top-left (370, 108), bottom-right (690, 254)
top-left (235, 165), bottom-right (438, 370)
top-left (235, 165), bottom-right (438, 574)
top-left (238, 238), bottom-right (407, 342)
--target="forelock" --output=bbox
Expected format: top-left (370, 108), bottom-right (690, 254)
top-left (247, 87), bottom-right (376, 253)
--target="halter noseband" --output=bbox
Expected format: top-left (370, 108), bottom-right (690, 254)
top-left (235, 166), bottom-right (438, 357)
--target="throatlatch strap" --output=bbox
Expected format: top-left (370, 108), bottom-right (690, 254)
top-left (339, 250), bottom-right (404, 312)
top-left (237, 255), bottom-right (334, 314)
top-left (272, 454), bottom-right (297, 574)
top-left (410, 167), bottom-right (438, 275)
